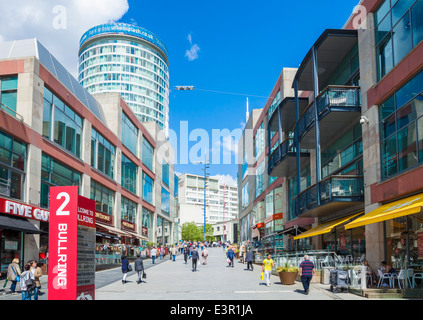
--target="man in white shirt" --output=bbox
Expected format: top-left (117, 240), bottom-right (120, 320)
top-left (150, 247), bottom-right (157, 264)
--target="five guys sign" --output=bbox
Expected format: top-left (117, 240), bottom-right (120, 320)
top-left (48, 186), bottom-right (96, 300)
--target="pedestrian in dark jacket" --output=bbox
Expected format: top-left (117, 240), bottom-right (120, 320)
top-left (245, 249), bottom-right (254, 271)
top-left (134, 254), bottom-right (144, 284)
top-left (183, 246), bottom-right (189, 264)
top-left (227, 248), bottom-right (235, 267)
top-left (191, 246), bottom-right (199, 272)
top-left (121, 255), bottom-right (130, 284)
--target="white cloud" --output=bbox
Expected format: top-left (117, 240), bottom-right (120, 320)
top-left (0, 0), bottom-right (130, 77)
top-left (211, 174), bottom-right (237, 187)
top-left (185, 33), bottom-right (200, 61)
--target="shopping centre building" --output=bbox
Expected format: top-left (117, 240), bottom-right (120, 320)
top-left (0, 38), bottom-right (177, 274)
top-left (238, 0), bottom-right (423, 295)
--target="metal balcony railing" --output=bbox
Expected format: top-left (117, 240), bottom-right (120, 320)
top-left (296, 175), bottom-right (364, 216)
top-left (316, 85), bottom-right (361, 116)
top-left (296, 86), bottom-right (361, 142)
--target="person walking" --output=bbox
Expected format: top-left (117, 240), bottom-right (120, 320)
top-left (29, 260), bottom-right (42, 300)
top-left (191, 245), bottom-right (199, 272)
top-left (201, 246), bottom-right (209, 265)
top-left (262, 254), bottom-right (274, 287)
top-left (20, 262), bottom-right (35, 300)
top-left (7, 258), bottom-right (21, 295)
top-left (183, 245), bottom-right (189, 264)
top-left (171, 245), bottom-right (178, 262)
top-left (134, 253), bottom-right (144, 284)
top-left (299, 254), bottom-right (315, 295)
top-left (227, 247), bottom-right (235, 267)
top-left (245, 249), bottom-right (254, 271)
top-left (150, 247), bottom-right (157, 264)
top-left (160, 246), bottom-right (165, 260)
top-left (121, 255), bottom-right (130, 284)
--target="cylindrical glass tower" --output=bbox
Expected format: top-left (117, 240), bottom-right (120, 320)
top-left (78, 23), bottom-right (169, 135)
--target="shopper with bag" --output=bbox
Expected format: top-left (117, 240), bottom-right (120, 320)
top-left (134, 253), bottom-right (144, 284)
top-left (20, 262), bottom-right (36, 300)
top-left (7, 258), bottom-right (21, 295)
top-left (227, 247), bottom-right (235, 267)
top-left (121, 255), bottom-right (131, 284)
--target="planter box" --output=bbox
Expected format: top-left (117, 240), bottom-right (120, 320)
top-left (278, 271), bottom-right (298, 285)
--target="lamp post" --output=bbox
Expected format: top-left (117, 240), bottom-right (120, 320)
top-left (194, 155), bottom-right (209, 242)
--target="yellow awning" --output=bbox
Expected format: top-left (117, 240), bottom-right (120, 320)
top-left (293, 212), bottom-right (363, 240)
top-left (345, 193), bottom-right (423, 230)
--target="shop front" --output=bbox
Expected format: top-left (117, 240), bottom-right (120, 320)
top-left (344, 193), bottom-right (423, 294)
top-left (0, 198), bottom-right (46, 277)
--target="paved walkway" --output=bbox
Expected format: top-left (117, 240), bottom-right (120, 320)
top-left (0, 247), bottom-right (370, 300)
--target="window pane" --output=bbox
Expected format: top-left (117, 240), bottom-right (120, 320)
top-left (392, 0), bottom-right (415, 26)
top-left (65, 118), bottom-right (76, 154)
top-left (375, 0), bottom-right (391, 26)
top-left (412, 0), bottom-right (423, 46)
top-left (377, 35), bottom-right (394, 79)
top-left (376, 13), bottom-right (392, 45)
top-left (381, 135), bottom-right (398, 178)
top-left (380, 113), bottom-right (396, 140)
top-left (42, 100), bottom-right (51, 138)
top-left (397, 122), bottom-right (418, 171)
top-left (397, 100), bottom-right (423, 130)
top-left (392, 12), bottom-right (412, 65)
top-left (379, 95), bottom-right (395, 121)
top-left (54, 109), bottom-right (66, 146)
top-left (1, 92), bottom-right (17, 113)
top-left (1, 77), bottom-right (18, 91)
top-left (396, 70), bottom-right (423, 108)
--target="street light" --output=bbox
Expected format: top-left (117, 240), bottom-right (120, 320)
top-left (194, 156), bottom-right (210, 242)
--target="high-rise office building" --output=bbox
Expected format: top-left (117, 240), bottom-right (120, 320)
top-left (78, 23), bottom-right (170, 135)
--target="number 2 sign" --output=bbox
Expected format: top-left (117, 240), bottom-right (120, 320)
top-left (48, 186), bottom-right (96, 300)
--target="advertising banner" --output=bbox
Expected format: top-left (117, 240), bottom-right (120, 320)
top-left (48, 186), bottom-right (96, 300)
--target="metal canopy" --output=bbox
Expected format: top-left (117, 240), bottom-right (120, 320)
top-left (293, 29), bottom-right (358, 91)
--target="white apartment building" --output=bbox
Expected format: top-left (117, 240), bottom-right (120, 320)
top-left (178, 173), bottom-right (238, 226)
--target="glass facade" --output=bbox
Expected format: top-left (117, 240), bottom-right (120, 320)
top-left (91, 128), bottom-right (115, 179)
top-left (78, 28), bottom-right (170, 133)
top-left (0, 130), bottom-right (26, 200)
top-left (40, 153), bottom-right (81, 208)
top-left (90, 180), bottom-right (114, 215)
top-left (162, 160), bottom-right (169, 186)
top-left (121, 196), bottom-right (137, 224)
top-left (142, 172), bottom-right (154, 204)
top-left (375, 0), bottom-right (423, 80)
top-left (142, 138), bottom-right (154, 171)
top-left (254, 123), bottom-right (265, 161)
top-left (255, 162), bottom-right (265, 198)
top-left (161, 187), bottom-right (170, 215)
top-left (121, 154), bottom-right (137, 194)
top-left (121, 112), bottom-right (138, 156)
top-left (43, 86), bottom-right (83, 158)
top-left (379, 69), bottom-right (423, 179)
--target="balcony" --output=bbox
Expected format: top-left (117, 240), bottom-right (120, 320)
top-left (268, 138), bottom-right (310, 177)
top-left (295, 175), bottom-right (364, 218)
top-left (268, 97), bottom-right (309, 137)
top-left (296, 85), bottom-right (361, 149)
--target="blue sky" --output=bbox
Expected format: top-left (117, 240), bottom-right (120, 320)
top-left (0, 0), bottom-right (360, 185)
top-left (117, 0), bottom-right (360, 183)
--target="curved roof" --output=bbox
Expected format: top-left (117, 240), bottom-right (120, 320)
top-left (0, 38), bottom-right (107, 123)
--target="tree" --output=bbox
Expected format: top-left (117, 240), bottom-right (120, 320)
top-left (181, 222), bottom-right (202, 241)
